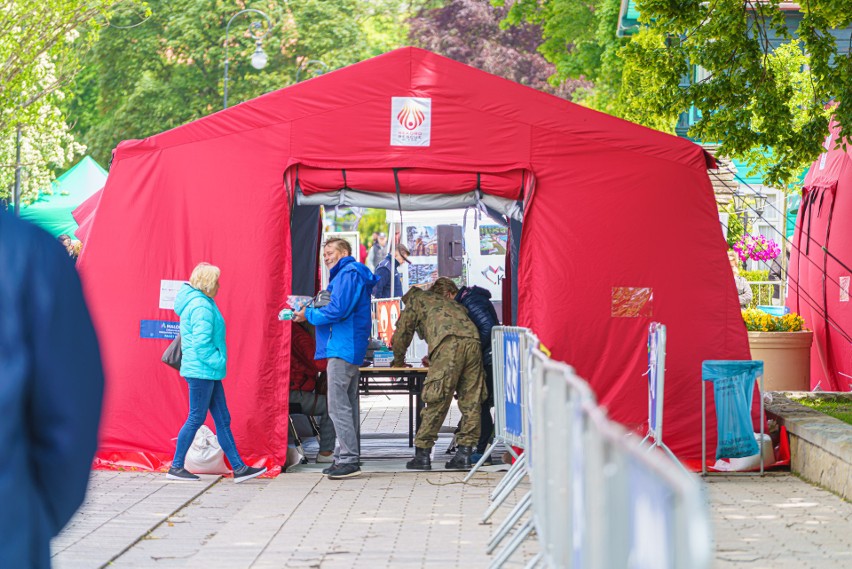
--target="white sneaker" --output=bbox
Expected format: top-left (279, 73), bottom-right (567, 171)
top-left (316, 453), bottom-right (335, 464)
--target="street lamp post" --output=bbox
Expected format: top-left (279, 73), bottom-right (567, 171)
top-left (295, 59), bottom-right (329, 83)
top-left (223, 9), bottom-right (271, 109)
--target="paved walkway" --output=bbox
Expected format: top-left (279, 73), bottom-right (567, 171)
top-left (52, 397), bottom-right (852, 568)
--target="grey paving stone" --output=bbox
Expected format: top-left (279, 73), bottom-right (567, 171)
top-left (52, 400), bottom-right (852, 569)
top-left (52, 472), bottom-right (220, 569)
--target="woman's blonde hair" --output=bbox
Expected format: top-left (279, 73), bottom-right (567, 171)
top-left (727, 250), bottom-right (739, 263)
top-left (190, 262), bottom-right (221, 295)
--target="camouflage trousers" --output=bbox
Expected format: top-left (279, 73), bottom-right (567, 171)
top-left (415, 336), bottom-right (486, 449)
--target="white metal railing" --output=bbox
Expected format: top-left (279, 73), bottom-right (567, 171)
top-left (745, 279), bottom-right (785, 307)
top-left (479, 326), bottom-right (713, 569)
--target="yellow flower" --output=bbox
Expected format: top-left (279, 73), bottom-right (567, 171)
top-left (741, 309), bottom-right (804, 332)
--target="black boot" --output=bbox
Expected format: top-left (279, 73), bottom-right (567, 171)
top-left (406, 447), bottom-right (432, 470)
top-left (445, 445), bottom-right (474, 470)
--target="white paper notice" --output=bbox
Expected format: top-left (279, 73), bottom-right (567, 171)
top-left (390, 97), bottom-right (431, 147)
top-left (160, 280), bottom-right (188, 310)
top-left (840, 276), bottom-right (850, 302)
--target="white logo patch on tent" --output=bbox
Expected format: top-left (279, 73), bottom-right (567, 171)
top-left (391, 97), bottom-right (431, 147)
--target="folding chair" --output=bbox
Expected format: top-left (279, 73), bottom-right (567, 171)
top-left (287, 401), bottom-right (321, 466)
top-left (701, 360), bottom-right (765, 476)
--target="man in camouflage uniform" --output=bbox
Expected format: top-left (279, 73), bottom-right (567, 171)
top-left (392, 286), bottom-right (486, 470)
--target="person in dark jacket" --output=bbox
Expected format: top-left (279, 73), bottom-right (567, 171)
top-left (373, 243), bottom-right (410, 298)
top-left (431, 278), bottom-right (500, 464)
top-left (289, 321), bottom-right (335, 463)
top-left (0, 213), bottom-right (104, 569)
top-left (294, 237), bottom-right (379, 479)
top-left (392, 285), bottom-right (486, 470)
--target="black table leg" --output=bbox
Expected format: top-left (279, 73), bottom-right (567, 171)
top-left (408, 390), bottom-right (414, 447)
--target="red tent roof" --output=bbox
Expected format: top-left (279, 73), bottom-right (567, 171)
top-left (79, 47), bottom-right (748, 471)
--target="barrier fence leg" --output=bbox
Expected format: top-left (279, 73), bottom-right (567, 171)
top-left (491, 452), bottom-right (527, 500)
top-left (482, 463), bottom-right (527, 524)
top-left (488, 517), bottom-right (534, 569)
top-left (523, 551), bottom-right (543, 569)
top-left (486, 491), bottom-right (531, 554)
top-left (464, 439), bottom-right (499, 482)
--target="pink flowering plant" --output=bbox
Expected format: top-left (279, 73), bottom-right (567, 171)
top-left (732, 234), bottom-right (781, 262)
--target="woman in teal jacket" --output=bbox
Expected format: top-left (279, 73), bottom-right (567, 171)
top-left (168, 263), bottom-right (266, 483)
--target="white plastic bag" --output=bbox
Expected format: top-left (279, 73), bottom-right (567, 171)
top-left (185, 425), bottom-right (229, 474)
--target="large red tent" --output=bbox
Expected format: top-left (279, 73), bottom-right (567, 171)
top-left (76, 47), bottom-right (751, 473)
top-left (788, 119), bottom-right (852, 392)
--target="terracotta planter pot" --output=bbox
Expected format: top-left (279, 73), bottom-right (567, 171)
top-left (747, 330), bottom-right (814, 391)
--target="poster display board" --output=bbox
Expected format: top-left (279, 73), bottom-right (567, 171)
top-left (321, 231), bottom-right (360, 289)
top-left (376, 298), bottom-right (401, 347)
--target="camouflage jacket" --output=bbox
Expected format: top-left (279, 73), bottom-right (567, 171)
top-left (392, 287), bottom-right (478, 365)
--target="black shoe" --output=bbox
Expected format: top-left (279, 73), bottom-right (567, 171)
top-left (445, 434), bottom-right (458, 454)
top-left (166, 467), bottom-right (200, 481)
top-left (406, 447), bottom-right (432, 470)
top-left (445, 445), bottom-right (474, 470)
top-left (233, 465), bottom-right (267, 483)
top-left (326, 463), bottom-right (362, 479)
top-left (322, 462), bottom-right (337, 475)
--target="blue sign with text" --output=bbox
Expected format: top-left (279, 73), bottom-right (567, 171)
top-left (140, 320), bottom-right (180, 340)
top-left (503, 330), bottom-right (523, 437)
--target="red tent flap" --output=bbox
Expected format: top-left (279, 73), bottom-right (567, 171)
top-left (296, 166), bottom-right (526, 200)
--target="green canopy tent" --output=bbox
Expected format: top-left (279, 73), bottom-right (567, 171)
top-left (786, 193), bottom-right (801, 239)
top-left (19, 156), bottom-right (107, 238)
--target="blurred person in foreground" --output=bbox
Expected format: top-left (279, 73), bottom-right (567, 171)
top-left (168, 262), bottom-right (267, 483)
top-left (392, 282), bottom-right (486, 470)
top-left (431, 278), bottom-right (499, 465)
top-left (293, 237), bottom-right (378, 480)
top-left (0, 213), bottom-right (104, 568)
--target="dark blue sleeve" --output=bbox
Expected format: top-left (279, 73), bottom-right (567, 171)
top-left (23, 225), bottom-right (105, 535)
top-left (373, 266), bottom-right (390, 297)
top-left (464, 296), bottom-right (499, 359)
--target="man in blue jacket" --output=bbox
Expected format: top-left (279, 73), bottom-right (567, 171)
top-left (0, 213), bottom-right (104, 568)
top-left (294, 237), bottom-right (378, 479)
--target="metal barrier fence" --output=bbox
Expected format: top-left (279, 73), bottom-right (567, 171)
top-left (481, 327), bottom-right (713, 569)
top-left (466, 326), bottom-right (534, 483)
top-left (492, 326), bottom-right (532, 450)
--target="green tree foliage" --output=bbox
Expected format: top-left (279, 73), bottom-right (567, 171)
top-left (504, 0), bottom-right (852, 189)
top-left (498, 0), bottom-right (626, 111)
top-left (0, 60), bottom-right (85, 204)
top-left (0, 0), bottom-right (138, 203)
top-left (723, 201), bottom-right (745, 249)
top-left (411, 0), bottom-right (591, 98)
top-left (621, 0), bottom-right (852, 188)
top-left (358, 208), bottom-right (389, 247)
top-left (64, 0), bottom-right (424, 165)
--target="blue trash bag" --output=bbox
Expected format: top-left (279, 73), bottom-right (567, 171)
top-left (702, 361), bottom-right (762, 459)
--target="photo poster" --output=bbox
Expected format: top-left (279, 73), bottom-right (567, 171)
top-left (408, 263), bottom-right (438, 288)
top-left (406, 225), bottom-right (437, 256)
top-left (479, 224), bottom-right (508, 255)
top-left (393, 212), bottom-right (506, 299)
top-left (321, 231), bottom-right (361, 289)
top-left (469, 223), bottom-right (507, 297)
